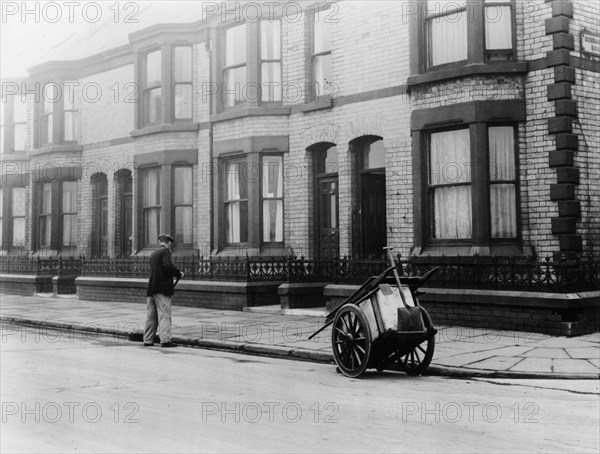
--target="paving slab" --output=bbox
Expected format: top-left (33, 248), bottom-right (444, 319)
top-left (509, 357), bottom-right (553, 374)
top-left (522, 347), bottom-right (571, 358)
top-left (553, 359), bottom-right (599, 375)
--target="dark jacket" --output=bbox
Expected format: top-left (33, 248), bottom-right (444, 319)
top-left (146, 246), bottom-right (182, 297)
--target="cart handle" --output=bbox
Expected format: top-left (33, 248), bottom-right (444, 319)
top-left (383, 247), bottom-right (412, 309)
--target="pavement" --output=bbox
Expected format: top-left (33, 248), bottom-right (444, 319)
top-left (0, 292), bottom-right (598, 379)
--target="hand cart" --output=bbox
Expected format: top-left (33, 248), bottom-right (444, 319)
top-left (309, 248), bottom-right (438, 378)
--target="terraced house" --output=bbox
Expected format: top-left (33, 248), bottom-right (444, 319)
top-left (1, 0), bottom-right (598, 335)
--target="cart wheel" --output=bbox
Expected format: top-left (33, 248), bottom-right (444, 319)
top-left (332, 304), bottom-right (372, 378)
top-left (397, 309), bottom-right (436, 376)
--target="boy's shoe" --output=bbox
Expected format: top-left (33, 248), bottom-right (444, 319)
top-left (143, 343), bottom-right (154, 346)
top-left (161, 342), bottom-right (177, 348)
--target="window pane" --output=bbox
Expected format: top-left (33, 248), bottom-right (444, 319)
top-left (62, 214), bottom-right (77, 245)
top-left (62, 181), bottom-right (77, 212)
top-left (316, 145), bottom-right (338, 174)
top-left (429, 129), bottom-right (471, 185)
top-left (42, 114), bottom-right (53, 144)
top-left (144, 208), bottom-right (160, 245)
top-left (174, 47), bottom-right (192, 82)
top-left (433, 186), bottom-right (472, 239)
top-left (313, 20), bottom-right (332, 54)
top-left (225, 24), bottom-right (246, 66)
top-left (144, 88), bottom-right (162, 124)
top-left (489, 126), bottom-right (515, 181)
top-left (43, 85), bottom-right (55, 113)
top-left (224, 67), bottom-right (246, 107)
top-left (261, 20), bottom-right (281, 60)
top-left (261, 62), bottom-right (281, 102)
top-left (175, 206), bottom-right (193, 244)
top-left (174, 167), bottom-right (193, 204)
top-left (39, 216), bottom-right (51, 247)
top-left (42, 183), bottom-right (52, 213)
top-left (263, 156), bottom-right (283, 198)
top-left (146, 50), bottom-right (162, 86)
top-left (12, 217), bottom-right (25, 246)
top-left (143, 168), bottom-right (160, 206)
top-left (263, 200), bottom-right (283, 242)
top-left (14, 96), bottom-right (27, 122)
top-left (491, 184), bottom-right (516, 238)
top-left (226, 163), bottom-right (240, 200)
top-left (1, 125), bottom-right (4, 154)
top-left (428, 12), bottom-right (467, 66)
top-left (174, 84), bottom-right (192, 119)
top-left (363, 140), bottom-right (385, 169)
top-left (12, 188), bottom-right (26, 216)
top-left (485, 5), bottom-right (512, 50)
top-left (64, 111), bottom-right (79, 141)
top-left (13, 124), bottom-right (26, 150)
top-left (313, 54), bottom-right (332, 97)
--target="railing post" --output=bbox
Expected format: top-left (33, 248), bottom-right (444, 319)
top-left (245, 255), bottom-right (251, 281)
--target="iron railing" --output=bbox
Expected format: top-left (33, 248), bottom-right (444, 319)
top-left (1, 254), bottom-right (598, 292)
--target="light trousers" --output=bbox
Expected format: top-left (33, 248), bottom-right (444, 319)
top-left (144, 293), bottom-right (172, 344)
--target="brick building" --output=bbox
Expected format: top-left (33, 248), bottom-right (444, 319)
top-left (1, 1), bottom-right (599, 333)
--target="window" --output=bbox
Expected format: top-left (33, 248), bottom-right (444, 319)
top-left (0, 188), bottom-right (3, 247)
top-left (63, 82), bottom-right (79, 142)
top-left (173, 166), bottom-right (193, 245)
top-left (224, 160), bottom-right (248, 244)
top-left (1, 94), bottom-right (27, 154)
top-left (426, 0), bottom-right (467, 67)
top-left (484, 0), bottom-right (514, 60)
top-left (260, 20), bottom-right (282, 102)
top-left (61, 181), bottom-right (77, 247)
top-left (143, 50), bottom-right (162, 125)
top-left (116, 169), bottom-right (133, 257)
top-left (173, 47), bottom-right (193, 120)
top-left (92, 174), bottom-right (108, 257)
top-left (223, 24), bottom-right (247, 108)
top-left (142, 168), bottom-right (161, 247)
top-left (40, 85), bottom-right (55, 145)
top-left (311, 12), bottom-right (333, 98)
top-left (38, 183), bottom-right (52, 248)
top-left (489, 126), bottom-right (517, 238)
top-left (420, 122), bottom-right (519, 250)
top-left (429, 129), bottom-right (472, 239)
top-left (414, 0), bottom-right (515, 74)
top-left (262, 156), bottom-right (283, 242)
top-left (11, 187), bottom-right (26, 247)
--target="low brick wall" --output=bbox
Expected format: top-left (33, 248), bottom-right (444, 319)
top-left (324, 285), bottom-right (600, 337)
top-left (278, 283), bottom-right (327, 309)
top-left (0, 274), bottom-right (53, 295)
top-left (76, 277), bottom-right (281, 311)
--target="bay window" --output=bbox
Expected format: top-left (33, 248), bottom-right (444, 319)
top-left (63, 82), bottom-right (80, 142)
top-left (1, 94), bottom-right (28, 154)
top-left (411, 0), bottom-right (516, 77)
top-left (36, 82), bottom-right (81, 147)
top-left (40, 86), bottom-right (54, 145)
top-left (413, 102), bottom-right (524, 254)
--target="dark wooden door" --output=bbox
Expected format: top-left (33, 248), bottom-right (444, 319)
top-left (361, 172), bottom-right (386, 257)
top-left (317, 177), bottom-right (339, 259)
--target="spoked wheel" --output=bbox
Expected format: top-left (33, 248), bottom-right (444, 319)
top-left (397, 308), bottom-right (436, 376)
top-left (332, 304), bottom-right (372, 378)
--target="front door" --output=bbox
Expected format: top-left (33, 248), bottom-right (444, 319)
top-left (317, 177), bottom-right (339, 259)
top-left (361, 172), bottom-right (386, 257)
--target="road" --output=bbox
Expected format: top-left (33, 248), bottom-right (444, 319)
top-left (1, 323), bottom-right (598, 453)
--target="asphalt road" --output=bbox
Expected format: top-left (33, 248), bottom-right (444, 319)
top-left (1, 324), bottom-right (598, 453)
